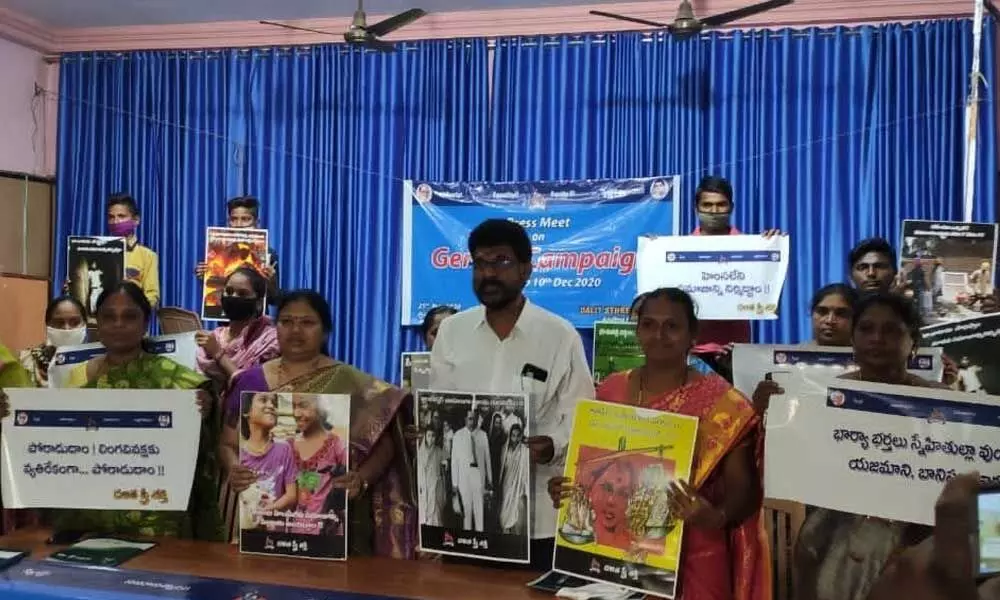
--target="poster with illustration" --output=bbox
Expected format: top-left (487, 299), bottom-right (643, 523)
top-left (201, 227), bottom-right (269, 321)
top-left (67, 236), bottom-right (126, 324)
top-left (238, 392), bottom-right (350, 561)
top-left (554, 400), bottom-right (698, 599)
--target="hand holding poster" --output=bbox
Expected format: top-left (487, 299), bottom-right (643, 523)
top-left (636, 235), bottom-right (790, 320)
top-left (201, 227), bottom-right (269, 321)
top-left (764, 375), bottom-right (1000, 524)
top-left (48, 333), bottom-right (198, 389)
top-left (238, 392), bottom-right (350, 561)
top-left (731, 344), bottom-right (944, 398)
top-left (415, 390), bottom-right (531, 563)
top-left (0, 388), bottom-right (200, 511)
top-left (922, 313), bottom-right (1000, 394)
top-left (67, 236), bottom-right (126, 323)
top-left (553, 400), bottom-right (698, 599)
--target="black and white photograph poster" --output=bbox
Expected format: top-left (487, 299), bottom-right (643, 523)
top-left (922, 313), bottom-right (1000, 395)
top-left (238, 391), bottom-right (351, 561)
top-left (67, 236), bottom-right (126, 324)
top-left (400, 351), bottom-right (431, 391)
top-left (415, 390), bottom-right (531, 563)
top-left (899, 220), bottom-right (998, 324)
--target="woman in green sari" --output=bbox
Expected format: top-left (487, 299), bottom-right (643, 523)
top-left (52, 282), bottom-right (222, 540)
top-left (222, 290), bottom-right (417, 558)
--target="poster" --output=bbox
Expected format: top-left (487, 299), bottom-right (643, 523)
top-left (67, 236), bottom-right (126, 323)
top-left (0, 388), bottom-right (200, 511)
top-left (201, 227), bottom-right (269, 321)
top-left (415, 390), bottom-right (531, 563)
top-left (635, 235), bottom-right (791, 320)
top-left (592, 322), bottom-right (645, 385)
top-left (401, 351), bottom-right (431, 390)
top-left (899, 220), bottom-right (998, 325)
top-left (553, 399), bottom-right (698, 599)
top-left (47, 538), bottom-right (156, 568)
top-left (238, 392), bottom-right (350, 561)
top-left (731, 344), bottom-right (944, 398)
top-left (764, 375), bottom-right (1000, 524)
top-left (401, 177), bottom-right (681, 328)
top-left (48, 333), bottom-right (198, 389)
top-left (922, 313), bottom-right (1000, 395)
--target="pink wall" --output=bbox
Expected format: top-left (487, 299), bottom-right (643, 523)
top-left (0, 37), bottom-right (54, 177)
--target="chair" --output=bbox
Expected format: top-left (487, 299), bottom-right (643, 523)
top-left (763, 498), bottom-right (807, 600)
top-left (157, 306), bottom-right (203, 334)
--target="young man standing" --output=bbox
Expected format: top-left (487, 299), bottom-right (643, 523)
top-left (430, 218), bottom-right (594, 570)
top-left (194, 196), bottom-right (280, 303)
top-left (107, 194), bottom-right (160, 308)
top-left (847, 237), bottom-right (898, 293)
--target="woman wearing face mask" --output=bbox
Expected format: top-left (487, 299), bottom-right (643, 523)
top-left (195, 267), bottom-right (278, 390)
top-left (18, 296), bottom-right (89, 388)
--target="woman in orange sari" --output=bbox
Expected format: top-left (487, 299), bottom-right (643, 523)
top-left (548, 287), bottom-right (771, 600)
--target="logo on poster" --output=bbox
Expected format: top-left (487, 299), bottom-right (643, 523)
top-left (927, 409), bottom-right (947, 425)
top-left (158, 414), bottom-right (171, 427)
top-left (15, 411), bottom-right (28, 426)
top-left (443, 532), bottom-right (455, 547)
top-left (774, 352), bottom-right (787, 365)
top-left (829, 391), bottom-right (845, 407)
top-left (415, 183), bottom-right (433, 204)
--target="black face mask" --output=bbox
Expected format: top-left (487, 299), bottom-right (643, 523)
top-left (221, 296), bottom-right (258, 321)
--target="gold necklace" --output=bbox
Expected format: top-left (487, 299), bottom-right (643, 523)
top-left (276, 356), bottom-right (321, 387)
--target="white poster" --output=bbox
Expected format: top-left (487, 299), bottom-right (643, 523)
top-left (732, 344), bottom-right (944, 398)
top-left (48, 333), bottom-right (198, 389)
top-left (635, 235), bottom-right (791, 320)
top-left (1, 388), bottom-right (201, 511)
top-left (764, 375), bottom-right (1000, 525)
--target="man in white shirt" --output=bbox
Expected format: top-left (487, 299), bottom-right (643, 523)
top-left (431, 218), bottom-right (595, 569)
top-left (450, 411), bottom-right (492, 531)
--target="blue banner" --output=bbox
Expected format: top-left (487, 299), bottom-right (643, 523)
top-left (0, 561), bottom-right (399, 600)
top-left (401, 177), bottom-right (680, 327)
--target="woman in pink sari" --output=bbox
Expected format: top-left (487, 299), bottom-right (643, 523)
top-left (549, 288), bottom-right (771, 600)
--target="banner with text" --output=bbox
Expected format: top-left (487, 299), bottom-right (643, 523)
top-left (0, 388), bottom-right (201, 511)
top-left (764, 376), bottom-right (1000, 524)
top-left (731, 344), bottom-right (944, 398)
top-left (636, 235), bottom-right (791, 320)
top-left (48, 333), bottom-right (198, 389)
top-left (401, 177), bottom-right (681, 327)
top-left (922, 314), bottom-right (1000, 395)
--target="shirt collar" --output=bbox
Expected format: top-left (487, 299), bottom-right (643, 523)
top-left (474, 296), bottom-right (533, 338)
top-left (692, 226), bottom-right (740, 236)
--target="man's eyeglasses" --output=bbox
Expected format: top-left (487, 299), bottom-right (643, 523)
top-left (472, 257), bottom-right (517, 271)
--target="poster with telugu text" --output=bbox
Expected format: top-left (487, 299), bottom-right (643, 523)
top-left (591, 322), bottom-right (716, 385)
top-left (401, 177), bottom-right (680, 328)
top-left (635, 235), bottom-right (790, 320)
top-left (0, 388), bottom-right (200, 511)
top-left (47, 333), bottom-right (198, 389)
top-left (67, 236), bottom-right (126, 325)
top-left (764, 375), bottom-right (1000, 524)
top-left (401, 352), bottom-right (431, 391)
top-left (201, 227), bottom-right (269, 321)
top-left (922, 313), bottom-right (1000, 395)
top-left (238, 392), bottom-right (351, 561)
top-left (554, 400), bottom-right (698, 599)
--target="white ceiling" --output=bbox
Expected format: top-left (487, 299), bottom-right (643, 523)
top-left (0, 0), bottom-right (603, 28)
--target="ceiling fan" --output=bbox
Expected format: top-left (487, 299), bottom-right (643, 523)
top-left (590, 0), bottom-right (793, 37)
top-left (260, 0), bottom-right (426, 52)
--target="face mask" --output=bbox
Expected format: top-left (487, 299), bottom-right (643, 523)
top-left (697, 212), bottom-right (731, 232)
top-left (108, 219), bottom-right (137, 237)
top-left (46, 326), bottom-right (87, 347)
top-left (221, 296), bottom-right (259, 321)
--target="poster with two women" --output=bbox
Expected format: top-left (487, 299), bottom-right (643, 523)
top-left (553, 400), bottom-right (698, 599)
top-left (238, 392), bottom-right (350, 561)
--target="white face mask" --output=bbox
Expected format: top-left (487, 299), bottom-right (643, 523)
top-left (46, 326), bottom-right (87, 347)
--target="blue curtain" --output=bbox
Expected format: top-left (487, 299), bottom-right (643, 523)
top-left (55, 41), bottom-right (489, 381)
top-left (490, 19), bottom-right (998, 347)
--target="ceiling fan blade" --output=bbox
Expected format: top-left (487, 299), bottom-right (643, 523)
top-left (364, 38), bottom-right (397, 52)
top-left (259, 20), bottom-right (336, 36)
top-left (700, 0), bottom-right (793, 28)
top-left (589, 10), bottom-right (669, 28)
top-left (366, 8), bottom-right (426, 37)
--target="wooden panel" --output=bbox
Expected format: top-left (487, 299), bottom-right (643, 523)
top-left (0, 174), bottom-right (53, 280)
top-left (0, 274), bottom-right (48, 350)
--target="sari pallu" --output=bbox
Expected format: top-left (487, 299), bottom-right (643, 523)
top-left (195, 317), bottom-right (279, 388)
top-left (0, 344), bottom-right (38, 535)
top-left (597, 371), bottom-right (772, 600)
top-left (226, 362), bottom-right (418, 559)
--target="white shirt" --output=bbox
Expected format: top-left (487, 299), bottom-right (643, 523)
top-left (430, 299), bottom-right (595, 539)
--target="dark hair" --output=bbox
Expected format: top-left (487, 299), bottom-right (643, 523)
top-left (277, 289), bottom-right (333, 333)
top-left (240, 392), bottom-right (277, 440)
top-left (848, 238), bottom-right (897, 273)
top-left (421, 306), bottom-right (457, 339)
top-left (107, 193), bottom-right (140, 217)
top-left (629, 292), bottom-right (649, 320)
top-left (45, 295), bottom-right (88, 324)
top-left (94, 281), bottom-right (152, 325)
top-left (853, 292), bottom-right (922, 345)
top-left (227, 196), bottom-right (260, 218)
top-left (468, 219), bottom-right (532, 264)
top-left (809, 283), bottom-right (860, 314)
top-left (227, 266), bottom-right (267, 299)
top-left (636, 287), bottom-right (699, 334)
top-left (694, 176), bottom-right (733, 207)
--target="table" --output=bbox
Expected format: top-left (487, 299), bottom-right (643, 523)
top-left (0, 529), bottom-right (544, 600)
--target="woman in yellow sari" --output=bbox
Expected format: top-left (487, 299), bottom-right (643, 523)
top-left (221, 290), bottom-right (417, 558)
top-left (548, 288), bottom-right (771, 600)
